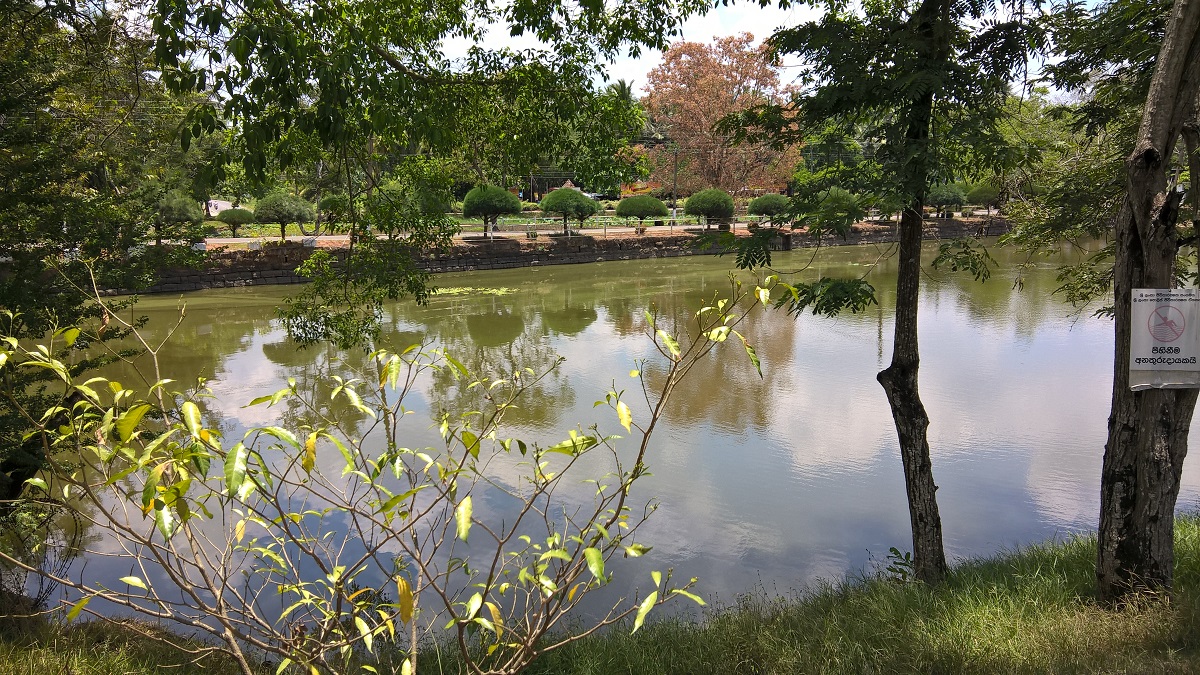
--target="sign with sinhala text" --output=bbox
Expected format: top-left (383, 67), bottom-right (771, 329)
top-left (1130, 288), bottom-right (1200, 390)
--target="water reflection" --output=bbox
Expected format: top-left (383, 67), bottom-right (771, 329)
top-left (91, 241), bottom-right (1200, 612)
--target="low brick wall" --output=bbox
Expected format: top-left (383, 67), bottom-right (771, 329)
top-left (127, 217), bottom-right (1009, 295)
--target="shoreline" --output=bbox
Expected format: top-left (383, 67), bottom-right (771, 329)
top-left (118, 217), bottom-right (1009, 295)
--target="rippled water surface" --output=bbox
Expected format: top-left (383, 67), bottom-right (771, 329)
top-left (103, 240), bottom-right (1200, 606)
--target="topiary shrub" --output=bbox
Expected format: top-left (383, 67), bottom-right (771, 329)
top-left (927, 184), bottom-right (966, 218)
top-left (540, 188), bottom-right (598, 235)
top-left (153, 193), bottom-right (204, 245)
top-left (966, 184), bottom-right (1001, 213)
top-left (255, 192), bottom-right (315, 240)
top-left (216, 207), bottom-right (255, 237)
top-left (684, 188), bottom-right (734, 229)
top-left (463, 185), bottom-right (521, 234)
top-left (748, 193), bottom-right (790, 218)
top-left (615, 195), bottom-right (668, 227)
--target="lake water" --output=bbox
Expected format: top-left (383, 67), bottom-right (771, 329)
top-left (94, 240), bottom-right (1200, 613)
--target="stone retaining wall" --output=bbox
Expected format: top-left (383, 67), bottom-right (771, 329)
top-left (128, 217), bottom-right (1008, 295)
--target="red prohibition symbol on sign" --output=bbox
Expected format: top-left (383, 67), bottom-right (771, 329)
top-left (1149, 305), bottom-right (1187, 343)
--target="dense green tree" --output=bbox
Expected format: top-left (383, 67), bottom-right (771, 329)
top-left (463, 185), bottom-right (522, 233)
top-left (154, 192), bottom-right (204, 245)
top-left (966, 183), bottom-right (1001, 213)
top-left (684, 188), bottom-right (734, 229)
top-left (540, 188), bottom-right (599, 234)
top-left (722, 0), bottom-right (1038, 583)
top-left (927, 184), bottom-right (966, 218)
top-left (615, 195), bottom-right (669, 223)
top-left (255, 193), bottom-right (315, 241)
top-left (216, 207), bottom-right (255, 237)
top-left (748, 193), bottom-right (790, 217)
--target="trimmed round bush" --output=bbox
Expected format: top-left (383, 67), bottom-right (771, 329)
top-left (684, 188), bottom-right (734, 227)
top-left (615, 195), bottom-right (668, 223)
top-left (463, 185), bottom-right (521, 229)
top-left (256, 192), bottom-right (315, 239)
top-left (966, 184), bottom-right (1001, 210)
top-left (927, 184), bottom-right (966, 217)
top-left (748, 193), bottom-right (790, 217)
top-left (540, 188), bottom-right (598, 234)
top-left (157, 194), bottom-right (202, 226)
top-left (216, 207), bottom-right (255, 237)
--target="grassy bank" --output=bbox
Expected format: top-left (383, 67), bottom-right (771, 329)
top-left (515, 518), bottom-right (1200, 675)
top-left (6, 517), bottom-right (1200, 674)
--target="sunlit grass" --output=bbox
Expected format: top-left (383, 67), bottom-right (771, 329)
top-left (7, 518), bottom-right (1200, 674)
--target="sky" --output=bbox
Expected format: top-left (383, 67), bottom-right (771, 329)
top-left (601, 3), bottom-right (819, 95)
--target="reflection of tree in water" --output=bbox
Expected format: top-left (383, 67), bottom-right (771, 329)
top-left (258, 339), bottom-right (376, 437)
top-left (539, 288), bottom-right (598, 338)
top-left (639, 306), bottom-right (793, 432)
top-left (120, 297), bottom-right (278, 384)
top-left (1, 500), bottom-right (96, 613)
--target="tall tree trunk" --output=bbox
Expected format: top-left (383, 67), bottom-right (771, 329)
top-left (874, 0), bottom-right (952, 586)
top-left (878, 198), bottom-right (949, 585)
top-left (1098, 0), bottom-right (1200, 603)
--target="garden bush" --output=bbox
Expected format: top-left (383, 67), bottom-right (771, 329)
top-left (615, 195), bottom-right (669, 224)
top-left (684, 188), bottom-right (734, 229)
top-left (463, 185), bottom-right (521, 231)
top-left (255, 192), bottom-right (315, 239)
top-left (748, 193), bottom-right (790, 217)
top-left (216, 207), bottom-right (255, 237)
top-left (540, 188), bottom-right (598, 234)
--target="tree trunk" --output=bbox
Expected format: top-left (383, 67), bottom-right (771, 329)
top-left (1098, 0), bottom-right (1200, 603)
top-left (873, 0), bottom-right (952, 586)
top-left (877, 200), bottom-right (948, 585)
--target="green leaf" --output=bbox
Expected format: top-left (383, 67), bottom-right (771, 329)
top-left (181, 401), bottom-right (202, 438)
top-left (225, 442), bottom-right (249, 497)
top-left (354, 615), bottom-right (373, 653)
top-left (584, 547), bottom-right (605, 583)
top-left (734, 331), bottom-right (763, 378)
top-left (656, 329), bottom-right (681, 357)
top-left (66, 595), bottom-right (93, 621)
top-left (455, 495), bottom-right (472, 542)
top-left (624, 543), bottom-right (652, 557)
top-left (671, 589), bottom-right (706, 606)
top-left (155, 503), bottom-right (177, 539)
top-left (632, 591), bottom-right (657, 633)
top-left (462, 430), bottom-right (479, 459)
top-left (58, 327), bottom-right (80, 347)
top-left (24, 477), bottom-right (48, 492)
top-left (116, 403), bottom-right (152, 442)
top-left (616, 401), bottom-right (632, 432)
top-left (463, 592), bottom-right (482, 621)
top-left (302, 432), bottom-right (317, 474)
top-left (119, 576), bottom-right (147, 590)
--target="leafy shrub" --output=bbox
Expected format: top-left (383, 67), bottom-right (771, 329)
top-left (748, 193), bottom-right (790, 217)
top-left (317, 193), bottom-right (353, 225)
top-left (521, 201), bottom-right (541, 212)
top-left (684, 188), bottom-right (734, 227)
top-left (927, 184), bottom-right (966, 216)
top-left (462, 185), bottom-right (521, 229)
top-left (966, 184), bottom-right (1001, 210)
top-left (615, 195), bottom-right (669, 223)
top-left (216, 208), bottom-right (255, 237)
top-left (255, 192), bottom-right (315, 239)
top-left (157, 193), bottom-right (203, 226)
top-left (540, 188), bottom-right (598, 233)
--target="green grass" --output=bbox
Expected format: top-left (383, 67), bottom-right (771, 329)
top-left (508, 519), bottom-right (1200, 675)
top-left (0, 618), bottom-right (249, 675)
top-left (8, 518), bottom-right (1200, 674)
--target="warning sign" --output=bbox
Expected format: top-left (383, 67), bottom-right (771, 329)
top-left (1130, 288), bottom-right (1200, 389)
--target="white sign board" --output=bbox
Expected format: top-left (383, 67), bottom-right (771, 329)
top-left (1130, 288), bottom-right (1200, 390)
